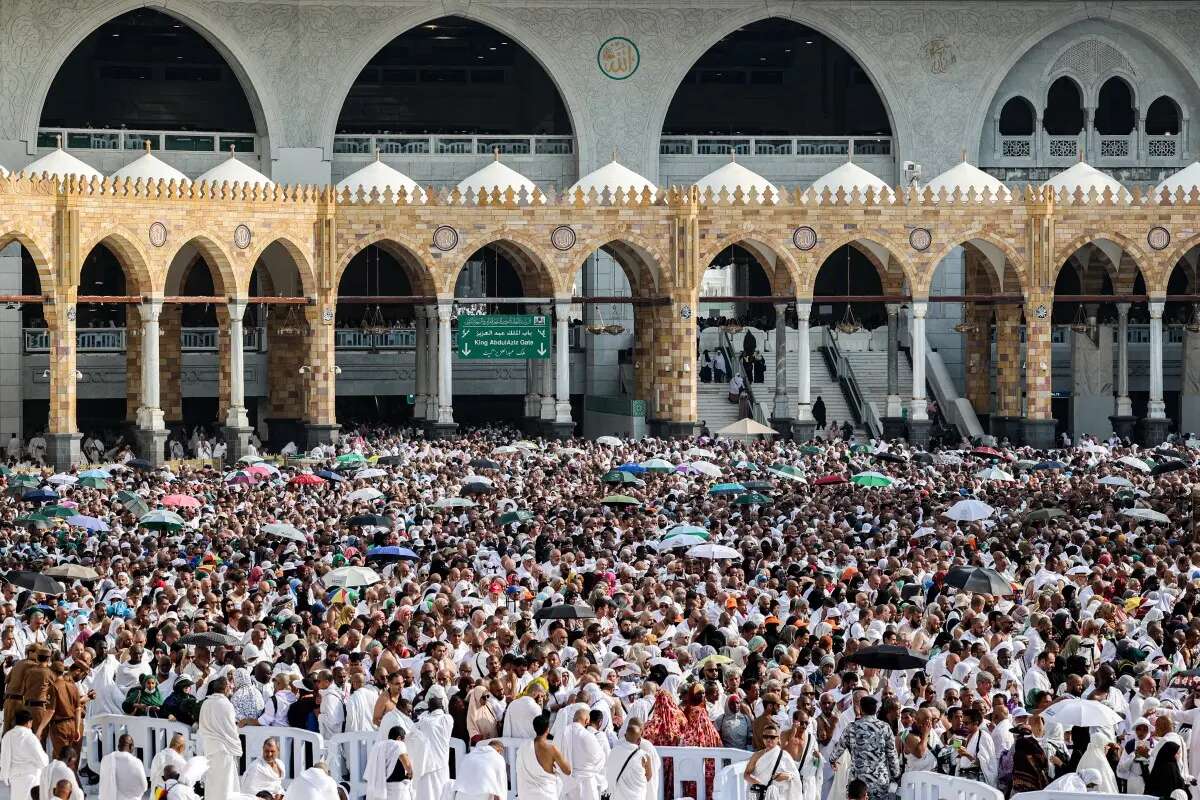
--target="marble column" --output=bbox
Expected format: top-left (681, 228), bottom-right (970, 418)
top-left (1115, 303), bottom-right (1132, 417)
top-left (885, 303), bottom-right (901, 416)
top-left (425, 304), bottom-right (439, 428)
top-left (908, 301), bottom-right (930, 446)
top-left (135, 298), bottom-right (167, 463)
top-left (552, 300), bottom-right (573, 436)
top-left (793, 300), bottom-right (815, 440)
top-left (222, 299), bottom-right (253, 462)
top-left (434, 300), bottom-right (456, 434)
top-left (539, 305), bottom-right (555, 424)
top-left (770, 303), bottom-right (792, 433)
top-left (413, 306), bottom-right (427, 420)
top-left (1140, 300), bottom-right (1169, 445)
top-left (1183, 320), bottom-right (1200, 435)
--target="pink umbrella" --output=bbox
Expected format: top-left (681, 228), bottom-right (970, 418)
top-left (161, 494), bottom-right (201, 509)
top-left (246, 464), bottom-right (274, 477)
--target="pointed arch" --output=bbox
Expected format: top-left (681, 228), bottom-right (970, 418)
top-left (164, 233), bottom-right (237, 297)
top-left (923, 231), bottom-right (1027, 296)
top-left (570, 232), bottom-right (667, 295)
top-left (79, 229), bottom-right (153, 296)
top-left (804, 232), bottom-right (913, 297)
top-left (696, 232), bottom-right (799, 296)
top-left (335, 232), bottom-right (435, 298)
top-left (0, 231), bottom-right (53, 294)
top-left (449, 229), bottom-right (558, 297)
top-left (1052, 232), bottom-right (1149, 288)
top-left (244, 236), bottom-right (316, 298)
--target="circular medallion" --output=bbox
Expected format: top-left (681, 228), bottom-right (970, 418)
top-left (1035, 304), bottom-right (1048, 320)
top-left (1148, 226), bottom-right (1171, 251)
top-left (792, 226), bottom-right (817, 251)
top-left (597, 36), bottom-right (640, 80)
top-left (322, 307), bottom-right (334, 324)
top-left (233, 224), bottom-right (252, 250)
top-left (148, 222), bottom-right (167, 248)
top-left (66, 306), bottom-right (76, 322)
top-left (909, 227), bottom-right (932, 252)
top-left (551, 225), bottom-right (577, 251)
top-left (680, 304), bottom-right (693, 320)
top-left (432, 225), bottom-right (459, 252)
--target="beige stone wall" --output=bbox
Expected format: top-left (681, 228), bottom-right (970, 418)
top-left (7, 175), bottom-right (1200, 435)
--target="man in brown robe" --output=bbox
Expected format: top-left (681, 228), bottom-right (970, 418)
top-left (48, 662), bottom-right (84, 759)
top-left (21, 647), bottom-right (55, 737)
top-left (2, 645), bottom-right (37, 733)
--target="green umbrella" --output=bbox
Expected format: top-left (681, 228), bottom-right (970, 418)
top-left (708, 482), bottom-right (746, 495)
top-left (732, 460), bottom-right (759, 471)
top-left (767, 463), bottom-right (806, 482)
top-left (77, 476), bottom-right (110, 489)
top-left (799, 446), bottom-right (822, 455)
top-left (15, 513), bottom-right (49, 528)
top-left (9, 475), bottom-right (40, 489)
top-left (498, 510), bottom-right (535, 525)
top-left (663, 524), bottom-right (710, 539)
top-left (851, 471), bottom-right (894, 487)
top-left (115, 490), bottom-right (150, 517)
top-left (601, 470), bottom-right (641, 485)
top-left (640, 458), bottom-right (675, 473)
top-left (336, 453), bottom-right (366, 465)
top-left (600, 494), bottom-right (642, 507)
top-left (850, 444), bottom-right (872, 454)
top-left (139, 509), bottom-right (185, 530)
top-left (39, 505), bottom-right (75, 519)
top-left (733, 493), bottom-right (772, 505)
top-left (0, 465), bottom-right (11, 477)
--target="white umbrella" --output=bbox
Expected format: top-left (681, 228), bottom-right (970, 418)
top-left (596, 436), bottom-right (622, 447)
top-left (1121, 507), bottom-right (1170, 524)
top-left (492, 445), bottom-right (520, 455)
top-left (943, 499), bottom-right (995, 522)
top-left (686, 543), bottom-right (741, 559)
top-left (717, 418), bottom-right (778, 437)
top-left (557, 447), bottom-right (585, 456)
top-left (513, 440), bottom-right (540, 450)
top-left (975, 466), bottom-right (1014, 482)
top-left (690, 461), bottom-right (723, 478)
top-left (48, 473), bottom-right (77, 485)
top-left (323, 566), bottom-right (382, 589)
top-left (346, 487), bottom-right (384, 502)
top-left (1081, 443), bottom-right (1109, 455)
top-left (653, 534), bottom-right (708, 551)
top-left (687, 447), bottom-right (717, 459)
top-left (434, 497), bottom-right (476, 509)
top-left (648, 657), bottom-right (682, 676)
top-left (1118, 455), bottom-right (1152, 472)
top-left (354, 468), bottom-right (387, 479)
top-left (462, 474), bottom-right (494, 486)
top-left (1041, 698), bottom-right (1122, 728)
top-left (1098, 475), bottom-right (1133, 488)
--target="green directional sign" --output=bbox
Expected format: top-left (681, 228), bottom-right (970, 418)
top-left (457, 314), bottom-right (551, 360)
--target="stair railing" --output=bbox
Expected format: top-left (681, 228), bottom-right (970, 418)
top-left (820, 328), bottom-right (883, 439)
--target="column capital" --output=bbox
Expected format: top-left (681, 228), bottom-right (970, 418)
top-left (140, 297), bottom-right (164, 320)
top-left (1115, 302), bottom-right (1131, 318)
top-left (227, 297), bottom-right (249, 321)
top-left (795, 299), bottom-right (812, 322)
top-left (885, 303), bottom-right (901, 316)
top-left (1149, 300), bottom-right (1165, 319)
top-left (436, 299), bottom-right (455, 323)
top-left (910, 300), bottom-right (928, 319)
top-left (773, 301), bottom-right (788, 312)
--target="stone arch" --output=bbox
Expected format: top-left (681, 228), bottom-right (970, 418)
top-left (334, 234), bottom-right (436, 297)
top-left (1052, 232), bottom-right (1150, 288)
top-left (967, 13), bottom-right (1200, 163)
top-left (79, 229), bottom-right (153, 296)
top-left (569, 232), bottom-right (667, 295)
top-left (923, 231), bottom-right (1027, 296)
top-left (448, 230), bottom-right (559, 297)
top-left (804, 232), bottom-right (913, 297)
top-left (695, 232), bottom-right (800, 296)
top-left (1158, 234), bottom-right (1200, 294)
top-left (646, 9), bottom-right (905, 175)
top-left (164, 234), bottom-right (237, 297)
top-left (24, 0), bottom-right (278, 160)
top-left (244, 236), bottom-right (317, 298)
top-left (0, 230), bottom-right (53, 294)
top-left (318, 9), bottom-right (583, 163)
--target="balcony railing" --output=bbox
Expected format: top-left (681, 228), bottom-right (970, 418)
top-left (334, 329), bottom-right (416, 349)
top-left (998, 324), bottom-right (1186, 345)
top-left (993, 129), bottom-right (1187, 167)
top-left (659, 135), bottom-right (892, 157)
top-left (37, 128), bottom-right (256, 154)
top-left (24, 327), bottom-right (264, 353)
top-left (332, 134), bottom-right (574, 157)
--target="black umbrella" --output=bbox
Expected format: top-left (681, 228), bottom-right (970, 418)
top-left (945, 566), bottom-right (1012, 595)
top-left (348, 514), bottom-right (393, 528)
top-left (1157, 448), bottom-right (1189, 461)
top-left (127, 458), bottom-right (153, 470)
top-left (1024, 507), bottom-right (1066, 522)
top-left (1151, 459), bottom-right (1189, 476)
top-left (847, 644), bottom-right (928, 670)
top-left (912, 452), bottom-right (935, 465)
top-left (873, 452), bottom-right (907, 464)
top-left (4, 571), bottom-right (65, 596)
top-left (179, 631), bottom-right (242, 647)
top-left (470, 458), bottom-right (501, 471)
top-left (461, 482), bottom-right (495, 495)
top-left (376, 455), bottom-right (404, 466)
top-left (743, 480), bottom-right (774, 491)
top-left (533, 603), bottom-right (596, 621)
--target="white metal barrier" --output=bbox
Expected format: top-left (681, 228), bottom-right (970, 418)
top-left (658, 746), bottom-right (752, 800)
top-left (902, 771), bottom-right (1005, 800)
top-left (1012, 793), bottom-right (1155, 800)
top-left (237, 725), bottom-right (325, 788)
top-left (328, 731), bottom-right (467, 800)
top-left (87, 714), bottom-right (194, 777)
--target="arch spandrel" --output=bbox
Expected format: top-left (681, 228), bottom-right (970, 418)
top-left (804, 232), bottom-right (913, 299)
top-left (78, 228), bottom-right (154, 297)
top-left (334, 233), bottom-right (436, 297)
top-left (163, 233), bottom-right (239, 298)
top-left (244, 236), bottom-right (317, 299)
top-left (694, 230), bottom-right (801, 298)
top-left (0, 229), bottom-right (54, 294)
top-left (445, 229), bottom-right (561, 298)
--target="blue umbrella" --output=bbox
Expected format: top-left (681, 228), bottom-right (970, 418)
top-left (79, 468), bottom-right (112, 479)
top-left (367, 545), bottom-right (419, 562)
top-left (1034, 460), bottom-right (1068, 471)
top-left (316, 469), bottom-right (346, 482)
top-left (66, 515), bottom-right (109, 532)
top-left (617, 463), bottom-right (647, 474)
top-left (22, 489), bottom-right (58, 503)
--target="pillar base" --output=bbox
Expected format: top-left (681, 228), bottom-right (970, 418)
top-left (304, 423), bottom-right (340, 450)
top-left (222, 425), bottom-right (254, 464)
top-left (47, 432), bottom-right (82, 471)
top-left (769, 416), bottom-right (794, 437)
top-left (1138, 416), bottom-right (1170, 447)
top-left (546, 421), bottom-right (574, 440)
top-left (428, 422), bottom-right (459, 440)
top-left (264, 418), bottom-right (304, 454)
top-left (882, 416), bottom-right (908, 441)
top-left (906, 419), bottom-right (932, 448)
top-left (134, 428), bottom-right (168, 466)
top-left (1108, 415), bottom-right (1137, 442)
top-left (650, 419), bottom-right (697, 439)
top-left (991, 415), bottom-right (1021, 444)
top-left (791, 420), bottom-right (817, 442)
top-left (520, 416), bottom-right (543, 436)
top-left (1022, 418), bottom-right (1057, 450)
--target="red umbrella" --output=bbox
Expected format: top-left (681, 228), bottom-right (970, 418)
top-left (814, 475), bottom-right (847, 486)
top-left (289, 473), bottom-right (326, 486)
top-left (972, 446), bottom-right (1004, 459)
top-left (161, 494), bottom-right (201, 509)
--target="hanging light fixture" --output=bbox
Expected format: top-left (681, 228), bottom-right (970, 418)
top-left (1069, 303), bottom-right (1089, 334)
top-left (835, 245), bottom-right (862, 334)
top-left (953, 303), bottom-right (980, 334)
top-left (275, 301), bottom-right (311, 337)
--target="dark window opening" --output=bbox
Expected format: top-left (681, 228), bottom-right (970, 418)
top-left (998, 96), bottom-right (1035, 136)
top-left (1095, 77), bottom-right (1135, 135)
top-left (1043, 77), bottom-right (1084, 135)
top-left (1146, 96), bottom-right (1182, 136)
